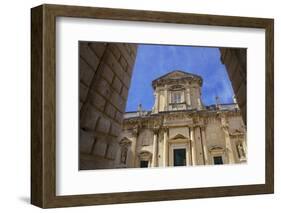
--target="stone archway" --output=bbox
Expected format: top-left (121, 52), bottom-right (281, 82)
top-left (79, 42), bottom-right (138, 170)
top-left (219, 48), bottom-right (246, 125)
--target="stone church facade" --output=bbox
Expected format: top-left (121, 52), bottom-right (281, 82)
top-left (115, 70), bottom-right (247, 168)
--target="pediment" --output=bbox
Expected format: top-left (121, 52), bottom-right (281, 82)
top-left (209, 146), bottom-right (224, 153)
top-left (158, 71), bottom-right (197, 81)
top-left (119, 137), bottom-right (132, 146)
top-left (171, 134), bottom-right (188, 140)
top-left (152, 70), bottom-right (203, 88)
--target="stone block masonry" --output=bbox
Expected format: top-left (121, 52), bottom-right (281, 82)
top-left (79, 42), bottom-right (137, 170)
top-left (220, 48), bottom-right (246, 125)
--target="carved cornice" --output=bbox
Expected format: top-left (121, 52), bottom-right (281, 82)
top-left (164, 112), bottom-right (193, 121)
top-left (152, 71), bottom-right (203, 88)
top-left (122, 108), bottom-right (244, 131)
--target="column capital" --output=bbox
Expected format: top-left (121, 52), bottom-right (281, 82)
top-left (190, 124), bottom-right (205, 129)
top-left (132, 126), bottom-right (139, 137)
top-left (152, 127), bottom-right (160, 134)
top-left (221, 124), bottom-right (229, 132)
top-left (188, 125), bottom-right (195, 129)
top-left (162, 126), bottom-right (169, 132)
top-left (200, 125), bottom-right (207, 131)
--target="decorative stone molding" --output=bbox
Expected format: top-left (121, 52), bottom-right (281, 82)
top-left (152, 127), bottom-right (160, 134)
top-left (200, 125), bottom-right (207, 131)
top-left (152, 71), bottom-right (203, 89)
top-left (208, 146), bottom-right (225, 155)
top-left (229, 129), bottom-right (245, 139)
top-left (138, 151), bottom-right (152, 161)
top-left (169, 84), bottom-right (185, 91)
top-left (162, 126), bottom-right (169, 132)
top-left (221, 124), bottom-right (229, 131)
top-left (119, 137), bottom-right (132, 147)
top-left (132, 126), bottom-right (139, 137)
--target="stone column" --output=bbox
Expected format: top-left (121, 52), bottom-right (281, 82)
top-left (186, 88), bottom-right (191, 108)
top-left (164, 85), bottom-right (169, 111)
top-left (151, 128), bottom-right (159, 167)
top-left (222, 126), bottom-right (235, 164)
top-left (242, 136), bottom-right (247, 157)
top-left (197, 98), bottom-right (202, 110)
top-left (200, 126), bottom-right (209, 165)
top-left (163, 128), bottom-right (168, 167)
top-left (190, 127), bottom-right (197, 166)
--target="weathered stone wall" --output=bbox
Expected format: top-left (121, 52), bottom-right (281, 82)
top-left (220, 48), bottom-right (247, 124)
top-left (79, 42), bottom-right (138, 170)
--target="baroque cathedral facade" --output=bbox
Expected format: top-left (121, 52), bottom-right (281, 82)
top-left (115, 70), bottom-right (247, 168)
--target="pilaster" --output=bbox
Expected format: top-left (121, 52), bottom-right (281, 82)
top-left (163, 127), bottom-right (169, 167)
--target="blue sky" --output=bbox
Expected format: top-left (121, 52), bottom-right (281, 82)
top-left (125, 44), bottom-right (234, 112)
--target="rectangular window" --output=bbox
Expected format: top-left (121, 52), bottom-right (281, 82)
top-left (173, 148), bottom-right (186, 166)
top-left (171, 91), bottom-right (182, 103)
top-left (213, 156), bottom-right (223, 165)
top-left (140, 160), bottom-right (149, 168)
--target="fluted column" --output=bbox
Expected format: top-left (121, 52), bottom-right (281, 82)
top-left (190, 127), bottom-right (197, 166)
top-left (163, 128), bottom-right (168, 167)
top-left (151, 128), bottom-right (159, 167)
top-left (200, 126), bottom-right (209, 165)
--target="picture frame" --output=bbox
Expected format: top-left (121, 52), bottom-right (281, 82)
top-left (31, 4), bottom-right (274, 208)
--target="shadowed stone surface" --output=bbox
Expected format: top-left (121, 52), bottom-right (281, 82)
top-left (220, 48), bottom-right (246, 124)
top-left (79, 42), bottom-right (137, 170)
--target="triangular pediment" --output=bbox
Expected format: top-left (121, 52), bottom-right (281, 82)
top-left (152, 70), bottom-right (203, 88)
top-left (158, 70), bottom-right (198, 80)
top-left (209, 146), bottom-right (224, 154)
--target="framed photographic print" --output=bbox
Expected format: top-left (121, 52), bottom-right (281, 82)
top-left (31, 4), bottom-right (274, 208)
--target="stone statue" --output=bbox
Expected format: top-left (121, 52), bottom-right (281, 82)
top-left (120, 146), bottom-right (128, 164)
top-left (237, 144), bottom-right (245, 158)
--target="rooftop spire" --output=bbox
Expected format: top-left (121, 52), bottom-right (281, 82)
top-left (138, 103), bottom-right (143, 116)
top-left (215, 96), bottom-right (220, 109)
